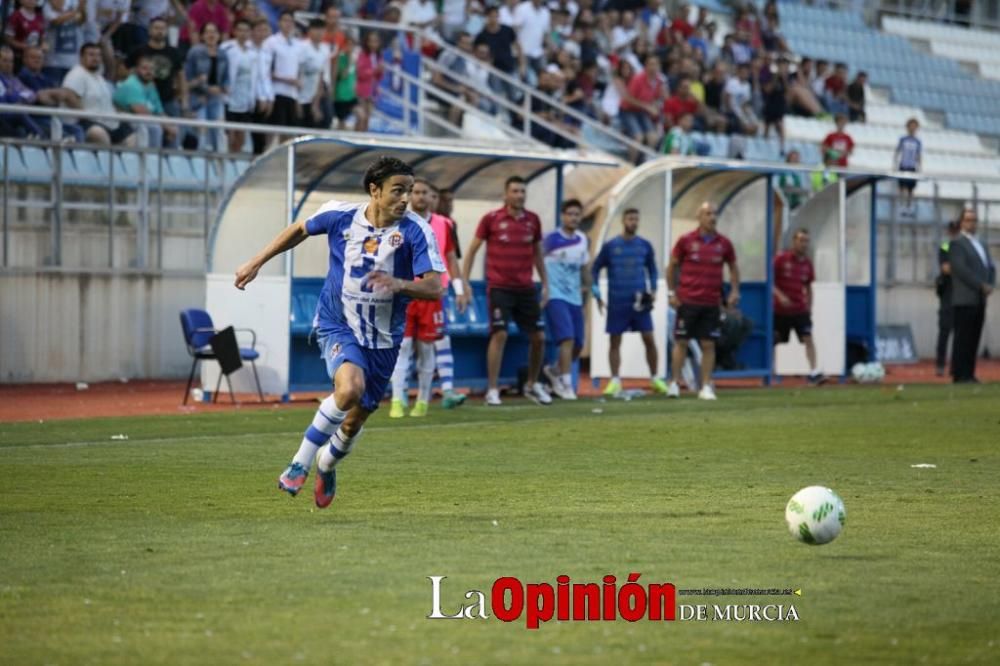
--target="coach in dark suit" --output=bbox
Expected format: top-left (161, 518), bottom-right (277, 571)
top-left (949, 208), bottom-right (996, 383)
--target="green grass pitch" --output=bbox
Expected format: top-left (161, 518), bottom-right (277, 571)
top-left (1, 385), bottom-right (999, 665)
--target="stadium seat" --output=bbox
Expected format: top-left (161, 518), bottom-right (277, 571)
top-left (179, 308), bottom-right (264, 404)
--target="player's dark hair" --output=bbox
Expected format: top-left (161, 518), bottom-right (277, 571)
top-left (363, 156), bottom-right (414, 193)
top-left (413, 176), bottom-right (438, 192)
top-left (505, 175), bottom-right (526, 190)
top-left (623, 207), bottom-right (639, 217)
top-left (279, 10), bottom-right (295, 21)
top-left (562, 198), bottom-right (582, 212)
top-left (309, 18), bottom-right (325, 30)
top-left (80, 42), bottom-right (101, 55)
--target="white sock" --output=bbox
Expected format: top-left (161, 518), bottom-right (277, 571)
top-left (612, 376), bottom-right (621, 384)
top-left (390, 337), bottom-right (414, 401)
top-left (810, 366), bottom-right (820, 375)
top-left (317, 427), bottom-right (362, 472)
top-left (560, 373), bottom-right (572, 388)
top-left (416, 340), bottom-right (435, 403)
top-left (434, 336), bottom-right (455, 392)
top-left (294, 395), bottom-right (347, 470)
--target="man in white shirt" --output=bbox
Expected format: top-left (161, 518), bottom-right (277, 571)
top-left (250, 18), bottom-right (275, 154)
top-left (221, 18), bottom-right (260, 152)
top-left (263, 10), bottom-right (302, 128)
top-left (511, 0), bottom-right (550, 75)
top-left (723, 62), bottom-right (758, 135)
top-left (297, 18), bottom-right (331, 129)
top-left (402, 0), bottom-right (439, 31)
top-left (62, 41), bottom-right (134, 144)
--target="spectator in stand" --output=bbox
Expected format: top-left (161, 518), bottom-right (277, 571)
top-left (402, 0), bottom-right (440, 36)
top-left (475, 5), bottom-right (524, 102)
top-left (132, 0), bottom-right (188, 40)
top-left (354, 30), bottom-right (384, 132)
top-left (787, 57), bottom-right (823, 117)
top-left (722, 33), bottom-right (751, 66)
top-left (894, 117), bottom-right (922, 214)
top-left (322, 5), bottom-right (347, 53)
top-left (185, 22), bottom-right (229, 150)
top-left (811, 59), bottom-right (829, 104)
top-left (530, 67), bottom-right (576, 148)
top-left (113, 54), bottom-right (177, 147)
top-left (599, 57), bottom-right (633, 128)
top-left (432, 30), bottom-right (473, 124)
top-left (846, 70), bottom-right (866, 123)
top-left (94, 0), bottom-right (129, 67)
top-left (821, 113), bottom-right (854, 168)
top-left (440, 0), bottom-right (468, 41)
top-left (760, 0), bottom-right (788, 54)
top-left (724, 61), bottom-right (758, 137)
top-left (44, 0), bottom-right (87, 84)
top-left (734, 3), bottom-right (762, 51)
top-left (5, 0), bottom-right (46, 61)
top-left (664, 73), bottom-right (725, 133)
top-left (778, 150), bottom-right (808, 210)
top-left (498, 0), bottom-right (518, 26)
top-left (619, 53), bottom-right (666, 163)
top-left (63, 42), bottom-right (134, 144)
top-left (264, 11), bottom-right (302, 129)
top-left (702, 60), bottom-right (727, 114)
top-left (330, 33), bottom-right (358, 129)
top-left (251, 18), bottom-right (274, 154)
top-left (811, 150), bottom-right (840, 191)
top-left (128, 17), bottom-right (185, 127)
top-left (467, 42), bottom-right (500, 115)
top-left (221, 18), bottom-right (259, 152)
top-left (297, 19), bottom-right (331, 129)
top-left (611, 9), bottom-right (639, 53)
top-left (662, 111), bottom-right (695, 154)
top-left (823, 61), bottom-right (849, 115)
top-left (761, 56), bottom-right (789, 154)
top-left (256, 0), bottom-right (309, 33)
top-left (183, 0), bottom-right (233, 47)
top-left (0, 45), bottom-right (76, 138)
top-left (511, 0), bottom-right (550, 77)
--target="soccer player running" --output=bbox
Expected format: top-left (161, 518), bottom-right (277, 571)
top-left (388, 178), bottom-right (467, 418)
top-left (773, 228), bottom-right (825, 385)
top-left (666, 202), bottom-right (740, 401)
top-left (234, 157), bottom-right (444, 508)
top-left (541, 199), bottom-right (591, 400)
top-left (591, 208), bottom-right (668, 397)
top-left (462, 176), bottom-right (552, 406)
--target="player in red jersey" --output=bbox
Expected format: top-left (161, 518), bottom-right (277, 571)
top-left (666, 202), bottom-right (740, 400)
top-left (773, 228), bottom-right (825, 385)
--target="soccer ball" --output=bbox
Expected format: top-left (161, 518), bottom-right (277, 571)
top-left (785, 486), bottom-right (846, 545)
top-left (851, 362), bottom-right (885, 384)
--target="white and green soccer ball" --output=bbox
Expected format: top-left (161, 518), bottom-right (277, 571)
top-left (851, 362), bottom-right (885, 384)
top-left (785, 486), bottom-right (846, 545)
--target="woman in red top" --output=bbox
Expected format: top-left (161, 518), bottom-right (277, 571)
top-left (354, 31), bottom-right (385, 133)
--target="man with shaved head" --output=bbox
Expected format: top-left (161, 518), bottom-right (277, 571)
top-left (665, 202), bottom-right (740, 400)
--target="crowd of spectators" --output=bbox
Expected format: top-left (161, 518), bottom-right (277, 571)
top-left (0, 0), bottom-right (869, 164)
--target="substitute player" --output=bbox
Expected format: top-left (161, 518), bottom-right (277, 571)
top-left (666, 201), bottom-right (740, 401)
top-left (591, 208), bottom-right (668, 397)
top-left (541, 199), bottom-right (590, 401)
top-left (773, 228), bottom-right (825, 385)
top-left (234, 156), bottom-right (444, 508)
top-left (389, 178), bottom-right (467, 417)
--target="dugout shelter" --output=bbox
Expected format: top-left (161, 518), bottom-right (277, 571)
top-left (204, 136), bottom-right (619, 398)
top-left (591, 156), bottom-right (893, 384)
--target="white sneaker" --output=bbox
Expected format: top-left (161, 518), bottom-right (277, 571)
top-left (542, 364), bottom-right (562, 390)
top-left (667, 381), bottom-right (681, 398)
top-left (552, 383), bottom-right (577, 400)
top-left (697, 385), bottom-right (717, 401)
top-left (528, 382), bottom-right (553, 405)
top-left (485, 388), bottom-right (502, 406)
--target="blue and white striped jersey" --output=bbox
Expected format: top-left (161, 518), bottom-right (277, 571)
top-left (305, 200), bottom-right (445, 349)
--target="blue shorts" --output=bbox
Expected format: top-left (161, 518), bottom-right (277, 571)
top-left (619, 110), bottom-right (654, 139)
top-left (545, 299), bottom-right (584, 350)
top-left (607, 305), bottom-right (654, 335)
top-left (318, 330), bottom-right (399, 412)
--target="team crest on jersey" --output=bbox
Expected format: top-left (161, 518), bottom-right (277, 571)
top-left (499, 221), bottom-right (509, 230)
top-left (342, 231), bottom-right (351, 241)
top-left (363, 236), bottom-right (380, 255)
top-left (691, 242), bottom-right (700, 252)
top-left (389, 231), bottom-right (403, 248)
top-left (328, 342), bottom-right (342, 359)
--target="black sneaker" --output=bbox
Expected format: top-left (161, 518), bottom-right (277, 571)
top-left (807, 372), bottom-right (827, 386)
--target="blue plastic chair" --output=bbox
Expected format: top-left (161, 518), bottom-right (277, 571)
top-left (179, 308), bottom-right (263, 404)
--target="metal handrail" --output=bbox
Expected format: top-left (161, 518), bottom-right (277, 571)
top-left (320, 14), bottom-right (654, 159)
